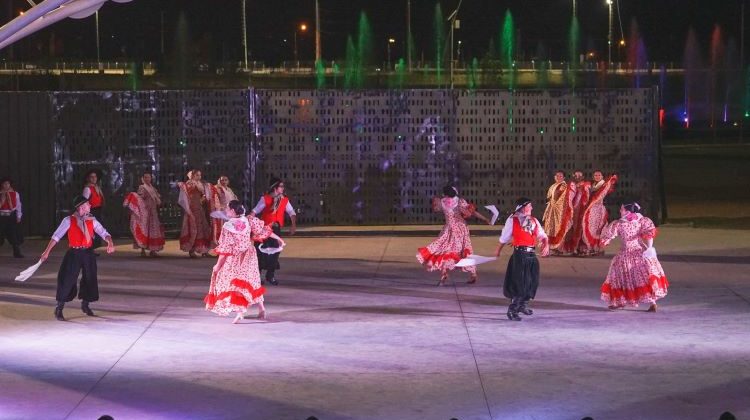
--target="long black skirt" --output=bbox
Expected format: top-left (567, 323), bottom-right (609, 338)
top-left (503, 249), bottom-right (540, 300)
top-left (56, 248), bottom-right (99, 302)
top-left (256, 223), bottom-right (282, 272)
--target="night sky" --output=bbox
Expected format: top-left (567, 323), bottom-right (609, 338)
top-left (1, 0), bottom-right (747, 65)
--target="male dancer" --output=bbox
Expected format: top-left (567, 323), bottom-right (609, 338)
top-left (495, 198), bottom-right (549, 321)
top-left (250, 178), bottom-right (296, 285)
top-left (41, 195), bottom-right (115, 321)
top-left (82, 169), bottom-right (105, 250)
top-left (0, 178), bottom-right (24, 258)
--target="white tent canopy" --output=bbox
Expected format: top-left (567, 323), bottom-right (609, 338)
top-left (0, 0), bottom-right (132, 51)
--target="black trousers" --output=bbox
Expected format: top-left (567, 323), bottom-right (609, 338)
top-left (90, 207), bottom-right (103, 249)
top-left (503, 249), bottom-right (540, 306)
top-left (256, 223), bottom-right (281, 281)
top-left (56, 248), bottom-right (99, 303)
top-left (0, 212), bottom-right (23, 247)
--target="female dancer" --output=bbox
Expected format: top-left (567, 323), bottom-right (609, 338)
top-left (177, 170), bottom-right (213, 258)
top-left (210, 175), bottom-right (239, 248)
top-left (600, 202), bottom-right (669, 311)
top-left (204, 200), bottom-right (285, 323)
top-left (417, 185), bottom-right (490, 286)
top-left (123, 171), bottom-right (165, 256)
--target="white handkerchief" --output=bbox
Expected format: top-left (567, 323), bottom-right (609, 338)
top-left (642, 247), bottom-right (657, 258)
top-left (484, 205), bottom-right (499, 225)
top-left (455, 254), bottom-right (497, 267)
top-left (15, 259), bottom-right (43, 282)
top-left (259, 244), bottom-right (284, 255)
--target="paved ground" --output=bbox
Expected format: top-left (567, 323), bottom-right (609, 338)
top-left (1, 226), bottom-right (749, 420)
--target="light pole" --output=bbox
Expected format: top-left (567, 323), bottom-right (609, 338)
top-left (406, 0), bottom-right (412, 71)
top-left (447, 0), bottom-right (463, 89)
top-left (241, 0), bottom-right (248, 71)
top-left (95, 10), bottom-right (100, 64)
top-left (294, 23), bottom-right (307, 63)
top-left (606, 0), bottom-right (613, 65)
top-left (387, 37), bottom-right (395, 70)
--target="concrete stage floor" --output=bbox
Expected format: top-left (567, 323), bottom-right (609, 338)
top-left (1, 226), bottom-right (749, 420)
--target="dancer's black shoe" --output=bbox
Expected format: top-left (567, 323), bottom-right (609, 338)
top-left (266, 277), bottom-right (279, 286)
top-left (81, 301), bottom-right (95, 316)
top-left (518, 305), bottom-right (533, 316)
top-left (54, 303), bottom-right (65, 321)
top-left (506, 309), bottom-right (521, 321)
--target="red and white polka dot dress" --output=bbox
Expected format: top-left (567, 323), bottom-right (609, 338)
top-left (204, 216), bottom-right (272, 316)
top-left (600, 215), bottom-right (669, 307)
top-left (417, 197), bottom-right (477, 274)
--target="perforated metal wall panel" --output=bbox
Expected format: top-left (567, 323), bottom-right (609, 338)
top-left (251, 88), bottom-right (659, 225)
top-left (49, 90), bottom-right (250, 235)
top-left (2, 88), bottom-right (658, 235)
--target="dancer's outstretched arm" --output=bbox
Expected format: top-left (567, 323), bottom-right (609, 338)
top-left (40, 239), bottom-right (58, 262)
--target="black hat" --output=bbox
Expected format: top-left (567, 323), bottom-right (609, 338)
top-left (268, 177), bottom-right (283, 191)
top-left (514, 197), bottom-right (532, 213)
top-left (72, 195), bottom-right (89, 209)
top-left (84, 168), bottom-right (104, 182)
top-left (0, 177), bottom-right (12, 186)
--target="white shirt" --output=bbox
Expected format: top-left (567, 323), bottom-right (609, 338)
top-left (82, 186), bottom-right (91, 199)
top-left (499, 215), bottom-right (548, 245)
top-left (0, 191), bottom-right (22, 221)
top-left (51, 216), bottom-right (110, 242)
top-left (252, 197), bottom-right (296, 217)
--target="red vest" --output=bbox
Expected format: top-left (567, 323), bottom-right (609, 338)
top-left (0, 191), bottom-right (17, 210)
top-left (512, 217), bottom-right (538, 247)
top-left (261, 194), bottom-right (289, 227)
top-left (88, 185), bottom-right (103, 208)
top-left (67, 216), bottom-right (95, 248)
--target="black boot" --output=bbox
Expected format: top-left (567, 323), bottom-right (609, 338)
top-left (81, 301), bottom-right (95, 316)
top-left (54, 302), bottom-right (65, 321)
top-left (13, 245), bottom-right (24, 258)
top-left (518, 300), bottom-right (534, 316)
top-left (506, 298), bottom-right (521, 321)
top-left (266, 272), bottom-right (278, 285)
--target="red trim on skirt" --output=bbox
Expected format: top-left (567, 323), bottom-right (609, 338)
top-left (601, 275), bottom-right (669, 304)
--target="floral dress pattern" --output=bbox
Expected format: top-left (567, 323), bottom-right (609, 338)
top-left (417, 197), bottom-right (477, 274)
top-left (178, 181), bottom-right (213, 253)
top-left (123, 184), bottom-right (165, 251)
top-left (600, 215), bottom-right (669, 307)
top-left (204, 216), bottom-right (272, 316)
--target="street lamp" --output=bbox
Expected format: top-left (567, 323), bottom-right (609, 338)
top-left (387, 37), bottom-right (395, 70)
top-left (606, 0), bottom-right (613, 65)
top-left (294, 23), bottom-right (308, 63)
top-left (457, 40), bottom-right (462, 65)
top-left (447, 0), bottom-right (463, 89)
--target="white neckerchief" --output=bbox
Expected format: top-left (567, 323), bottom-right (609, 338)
top-left (73, 213), bottom-right (93, 242)
top-left (517, 214), bottom-right (536, 233)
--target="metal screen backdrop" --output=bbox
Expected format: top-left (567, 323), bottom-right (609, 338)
top-left (0, 88), bottom-right (659, 236)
